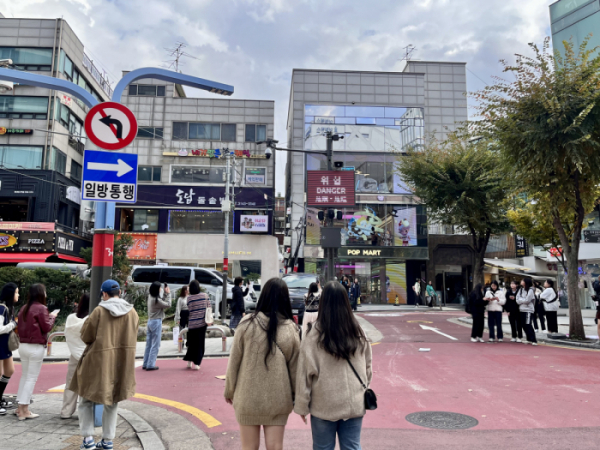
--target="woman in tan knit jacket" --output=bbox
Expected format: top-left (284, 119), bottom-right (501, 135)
top-left (224, 278), bottom-right (300, 450)
top-left (295, 281), bottom-right (372, 450)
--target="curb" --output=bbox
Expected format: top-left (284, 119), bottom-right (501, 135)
top-left (20, 352), bottom-right (231, 363)
top-left (456, 316), bottom-right (600, 350)
top-left (119, 408), bottom-right (165, 450)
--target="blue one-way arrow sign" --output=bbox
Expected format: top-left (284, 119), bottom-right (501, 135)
top-left (82, 150), bottom-right (138, 203)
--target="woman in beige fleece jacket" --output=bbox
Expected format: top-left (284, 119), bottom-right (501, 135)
top-left (224, 278), bottom-right (300, 450)
top-left (295, 281), bottom-right (372, 450)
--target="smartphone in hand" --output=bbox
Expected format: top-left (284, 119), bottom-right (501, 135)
top-left (50, 309), bottom-right (60, 316)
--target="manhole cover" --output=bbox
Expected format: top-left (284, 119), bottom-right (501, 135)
top-left (405, 411), bottom-right (478, 430)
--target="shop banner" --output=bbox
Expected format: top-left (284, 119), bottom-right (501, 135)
top-left (515, 235), bottom-right (529, 257)
top-left (386, 263), bottom-right (407, 304)
top-left (130, 185), bottom-right (272, 208)
top-left (0, 231), bottom-right (54, 253)
top-left (55, 232), bottom-right (91, 257)
top-left (0, 222), bottom-right (55, 232)
top-left (121, 233), bottom-right (157, 260)
top-left (240, 215), bottom-right (269, 233)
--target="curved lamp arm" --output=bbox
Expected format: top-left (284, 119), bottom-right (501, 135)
top-left (0, 68), bottom-right (99, 108)
top-left (112, 67), bottom-right (234, 102)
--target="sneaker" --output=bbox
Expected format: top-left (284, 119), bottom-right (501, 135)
top-left (516, 339), bottom-right (522, 343)
top-left (0, 407), bottom-right (6, 416)
top-left (187, 361), bottom-right (192, 369)
top-left (96, 440), bottom-right (113, 449)
top-left (477, 338), bottom-right (485, 343)
top-left (471, 338), bottom-right (477, 342)
top-left (80, 438), bottom-right (96, 449)
top-left (488, 338), bottom-right (495, 343)
top-left (194, 365), bottom-right (200, 371)
top-left (532, 343), bottom-right (538, 346)
top-left (510, 338), bottom-right (516, 342)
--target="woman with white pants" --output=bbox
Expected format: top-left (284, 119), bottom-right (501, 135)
top-left (16, 284), bottom-right (57, 420)
top-left (61, 293), bottom-right (89, 418)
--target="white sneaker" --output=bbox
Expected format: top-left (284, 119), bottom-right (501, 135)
top-left (488, 339), bottom-right (495, 343)
top-left (510, 338), bottom-right (516, 342)
top-left (516, 339), bottom-right (522, 343)
top-left (187, 361), bottom-right (192, 369)
top-left (477, 338), bottom-right (485, 343)
top-left (532, 343), bottom-right (538, 346)
top-left (497, 338), bottom-right (503, 342)
top-left (471, 338), bottom-right (477, 342)
top-left (194, 365), bottom-right (200, 370)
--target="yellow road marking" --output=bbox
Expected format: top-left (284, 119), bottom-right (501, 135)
top-left (371, 342), bottom-right (381, 346)
top-left (407, 320), bottom-right (433, 324)
top-left (133, 393), bottom-right (222, 428)
top-left (45, 389), bottom-right (222, 428)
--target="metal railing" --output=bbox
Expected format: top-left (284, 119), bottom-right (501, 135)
top-left (82, 53), bottom-right (113, 98)
top-left (178, 325), bottom-right (228, 353)
top-left (47, 331), bottom-right (65, 356)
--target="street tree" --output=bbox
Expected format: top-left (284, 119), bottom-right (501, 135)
top-left (396, 131), bottom-right (511, 286)
top-left (475, 38), bottom-right (600, 339)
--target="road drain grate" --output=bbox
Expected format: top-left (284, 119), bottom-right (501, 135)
top-left (405, 411), bottom-right (478, 430)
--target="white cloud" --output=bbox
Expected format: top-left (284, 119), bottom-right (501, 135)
top-left (1, 0), bottom-right (554, 194)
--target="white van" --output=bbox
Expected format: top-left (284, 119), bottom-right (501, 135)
top-left (129, 265), bottom-right (234, 318)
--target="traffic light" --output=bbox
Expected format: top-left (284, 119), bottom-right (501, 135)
top-left (336, 210), bottom-right (343, 220)
top-left (328, 209), bottom-right (335, 220)
top-left (318, 211), bottom-right (324, 221)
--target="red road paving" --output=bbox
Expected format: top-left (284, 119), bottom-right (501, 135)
top-left (7, 311), bottom-right (600, 449)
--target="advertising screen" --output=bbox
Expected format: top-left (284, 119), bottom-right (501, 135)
top-left (240, 215), bottom-right (269, 232)
top-left (393, 207), bottom-right (418, 247)
top-left (386, 263), bottom-right (407, 304)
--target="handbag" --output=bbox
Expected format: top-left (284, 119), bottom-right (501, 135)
top-left (205, 305), bottom-right (214, 325)
top-left (0, 304), bottom-right (19, 352)
top-left (347, 358), bottom-right (377, 411)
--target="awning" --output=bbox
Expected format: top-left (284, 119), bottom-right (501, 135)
top-left (484, 258), bottom-right (532, 271)
top-left (0, 253), bottom-right (53, 263)
top-left (56, 254), bottom-right (87, 263)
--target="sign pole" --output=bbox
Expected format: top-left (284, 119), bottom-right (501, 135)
top-left (326, 133), bottom-right (335, 283)
top-left (89, 229), bottom-right (117, 311)
top-left (221, 153), bottom-right (231, 321)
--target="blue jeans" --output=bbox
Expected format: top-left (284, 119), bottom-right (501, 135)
top-left (488, 311), bottom-right (503, 340)
top-left (143, 319), bottom-right (162, 368)
top-left (311, 415), bottom-right (363, 450)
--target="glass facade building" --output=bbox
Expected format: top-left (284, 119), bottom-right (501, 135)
top-left (550, 0), bottom-right (600, 57)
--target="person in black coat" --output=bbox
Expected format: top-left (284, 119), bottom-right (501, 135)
top-left (230, 277), bottom-right (248, 331)
top-left (505, 281), bottom-right (523, 342)
top-left (469, 284), bottom-right (488, 343)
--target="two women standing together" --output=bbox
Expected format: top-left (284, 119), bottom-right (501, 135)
top-left (224, 278), bottom-right (372, 450)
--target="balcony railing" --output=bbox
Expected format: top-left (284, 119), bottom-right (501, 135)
top-left (82, 53), bottom-right (113, 98)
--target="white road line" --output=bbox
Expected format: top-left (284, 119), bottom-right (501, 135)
top-left (419, 324), bottom-right (458, 341)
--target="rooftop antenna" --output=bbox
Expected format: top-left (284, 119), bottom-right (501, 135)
top-left (400, 44), bottom-right (416, 63)
top-left (162, 42), bottom-right (201, 73)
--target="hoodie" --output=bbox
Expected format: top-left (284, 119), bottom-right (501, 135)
top-left (516, 288), bottom-right (535, 313)
top-left (64, 313), bottom-right (88, 360)
top-left (485, 288), bottom-right (506, 312)
top-left (100, 297), bottom-right (134, 317)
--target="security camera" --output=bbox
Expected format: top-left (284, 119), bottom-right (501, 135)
top-left (0, 80), bottom-right (13, 94)
top-left (265, 146), bottom-right (272, 159)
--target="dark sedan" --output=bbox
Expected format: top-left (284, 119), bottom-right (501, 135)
top-left (282, 273), bottom-right (321, 324)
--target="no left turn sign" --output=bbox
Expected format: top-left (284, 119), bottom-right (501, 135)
top-left (84, 102), bottom-right (138, 151)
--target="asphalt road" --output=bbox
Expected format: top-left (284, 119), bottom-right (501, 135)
top-left (8, 310), bottom-right (600, 449)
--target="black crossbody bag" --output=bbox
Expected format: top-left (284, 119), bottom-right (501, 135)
top-left (347, 358), bottom-right (377, 411)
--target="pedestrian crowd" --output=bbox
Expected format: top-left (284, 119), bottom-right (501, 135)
top-left (468, 277), bottom-right (560, 345)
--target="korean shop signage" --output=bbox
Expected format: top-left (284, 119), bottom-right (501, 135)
top-left (240, 215), bottom-right (269, 232)
top-left (584, 230), bottom-right (600, 243)
top-left (515, 235), bottom-right (529, 257)
top-left (130, 185), bottom-right (271, 208)
top-left (163, 149), bottom-right (267, 159)
top-left (0, 127), bottom-right (33, 135)
top-left (307, 170), bottom-right (355, 207)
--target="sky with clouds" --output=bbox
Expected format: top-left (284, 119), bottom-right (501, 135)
top-left (2, 0), bottom-right (554, 194)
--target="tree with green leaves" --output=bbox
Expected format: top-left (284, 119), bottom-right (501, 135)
top-left (475, 38), bottom-right (600, 339)
top-left (80, 233), bottom-right (135, 287)
top-left (395, 130), bottom-right (511, 286)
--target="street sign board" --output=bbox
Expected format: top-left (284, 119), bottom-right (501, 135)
top-left (307, 170), bottom-right (355, 207)
top-left (82, 150), bottom-right (138, 203)
top-left (84, 102), bottom-right (138, 151)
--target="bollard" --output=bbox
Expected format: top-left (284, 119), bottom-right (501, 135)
top-left (222, 334), bottom-right (227, 352)
top-left (47, 332), bottom-right (65, 356)
top-left (47, 341), bottom-right (52, 357)
top-left (178, 333), bottom-right (183, 353)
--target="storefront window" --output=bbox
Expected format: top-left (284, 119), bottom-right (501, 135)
top-left (171, 166), bottom-right (227, 184)
top-left (168, 210), bottom-right (232, 233)
top-left (306, 204), bottom-right (427, 247)
top-left (120, 209), bottom-right (159, 232)
top-left (0, 145), bottom-right (43, 169)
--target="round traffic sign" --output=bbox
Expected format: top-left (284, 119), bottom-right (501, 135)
top-left (84, 102), bottom-right (138, 151)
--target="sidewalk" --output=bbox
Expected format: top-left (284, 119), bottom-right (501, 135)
top-left (0, 394), bottom-right (144, 450)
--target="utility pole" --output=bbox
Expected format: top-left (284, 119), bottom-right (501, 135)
top-left (221, 151), bottom-right (231, 321)
top-left (325, 132), bottom-right (335, 283)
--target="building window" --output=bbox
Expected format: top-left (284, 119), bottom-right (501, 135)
top-left (171, 166), bottom-right (226, 184)
top-left (57, 104), bottom-right (86, 149)
top-left (0, 47), bottom-right (52, 71)
top-left (168, 210), bottom-right (231, 233)
top-left (138, 166), bottom-right (162, 182)
top-left (70, 161), bottom-right (82, 183)
top-left (60, 51), bottom-right (102, 103)
top-left (244, 167), bottom-right (266, 185)
top-left (120, 209), bottom-right (159, 232)
top-left (245, 124), bottom-right (266, 142)
top-left (172, 122), bottom-right (237, 141)
top-left (0, 145), bottom-right (43, 169)
top-left (0, 96), bottom-right (48, 119)
top-left (136, 127), bottom-right (163, 139)
top-left (46, 147), bottom-right (67, 174)
top-left (128, 85), bottom-right (166, 97)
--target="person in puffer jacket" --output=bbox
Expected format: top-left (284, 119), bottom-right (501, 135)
top-left (484, 281), bottom-right (506, 342)
top-left (516, 278), bottom-right (537, 345)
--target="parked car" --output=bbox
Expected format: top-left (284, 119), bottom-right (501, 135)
top-left (129, 265), bottom-right (233, 317)
top-left (282, 273), bottom-right (321, 324)
top-left (17, 262), bottom-right (89, 278)
top-left (243, 279), bottom-right (261, 313)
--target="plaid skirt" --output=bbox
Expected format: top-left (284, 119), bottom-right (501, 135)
top-left (229, 313), bottom-right (243, 330)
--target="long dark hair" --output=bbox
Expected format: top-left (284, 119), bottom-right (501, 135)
top-left (470, 284), bottom-right (484, 300)
top-left (179, 285), bottom-right (189, 298)
top-left (546, 279), bottom-right (557, 297)
top-left (313, 281), bottom-right (366, 360)
top-left (22, 283), bottom-right (46, 322)
top-left (252, 278), bottom-right (293, 367)
top-left (77, 293), bottom-right (90, 319)
top-left (149, 281), bottom-right (162, 298)
top-left (520, 277), bottom-right (533, 295)
top-left (0, 282), bottom-right (18, 318)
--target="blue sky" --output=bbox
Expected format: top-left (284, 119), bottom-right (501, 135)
top-left (2, 0), bottom-right (555, 194)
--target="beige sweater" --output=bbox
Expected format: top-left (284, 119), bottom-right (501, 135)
top-left (294, 326), bottom-right (372, 421)
top-left (224, 312), bottom-right (300, 426)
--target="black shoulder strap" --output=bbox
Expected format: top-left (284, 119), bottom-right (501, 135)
top-left (347, 358), bottom-right (367, 390)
